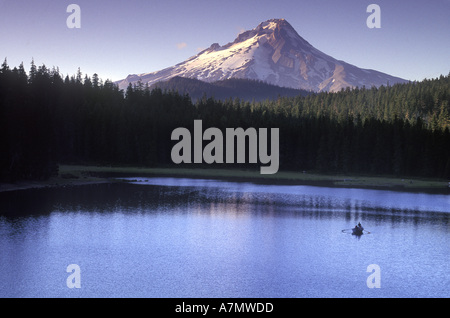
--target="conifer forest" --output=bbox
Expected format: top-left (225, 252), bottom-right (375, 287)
top-left (1, 60), bottom-right (449, 181)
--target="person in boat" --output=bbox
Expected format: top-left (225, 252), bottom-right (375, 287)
top-left (353, 225), bottom-right (362, 235)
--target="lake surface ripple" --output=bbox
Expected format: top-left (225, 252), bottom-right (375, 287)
top-left (1, 178), bottom-right (449, 297)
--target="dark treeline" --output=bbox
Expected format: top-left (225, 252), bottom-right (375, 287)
top-left (1, 59), bottom-right (449, 181)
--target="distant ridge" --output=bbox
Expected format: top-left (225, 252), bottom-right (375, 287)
top-left (149, 76), bottom-right (309, 102)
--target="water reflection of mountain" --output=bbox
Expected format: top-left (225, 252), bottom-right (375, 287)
top-left (1, 180), bottom-right (448, 227)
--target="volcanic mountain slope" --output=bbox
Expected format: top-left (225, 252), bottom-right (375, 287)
top-left (117, 18), bottom-right (408, 93)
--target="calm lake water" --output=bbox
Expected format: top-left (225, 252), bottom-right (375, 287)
top-left (0, 177), bottom-right (449, 298)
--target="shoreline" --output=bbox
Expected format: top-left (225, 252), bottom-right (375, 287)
top-left (1, 164), bottom-right (449, 194)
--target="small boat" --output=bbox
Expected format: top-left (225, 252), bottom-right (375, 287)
top-left (352, 226), bottom-right (364, 235)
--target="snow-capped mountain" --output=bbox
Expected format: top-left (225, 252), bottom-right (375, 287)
top-left (116, 19), bottom-right (408, 92)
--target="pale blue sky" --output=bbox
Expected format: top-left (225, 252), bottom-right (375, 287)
top-left (1, 0), bottom-right (449, 82)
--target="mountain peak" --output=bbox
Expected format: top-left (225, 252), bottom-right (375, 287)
top-left (256, 18), bottom-right (293, 33)
top-left (255, 18), bottom-right (288, 31)
top-left (117, 18), bottom-right (407, 93)
top-left (233, 18), bottom-right (309, 46)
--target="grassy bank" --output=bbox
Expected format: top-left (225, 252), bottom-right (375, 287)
top-left (1, 164), bottom-right (448, 193)
top-left (62, 165), bottom-right (449, 192)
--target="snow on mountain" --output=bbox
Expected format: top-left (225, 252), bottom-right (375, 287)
top-left (116, 18), bottom-right (408, 93)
